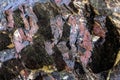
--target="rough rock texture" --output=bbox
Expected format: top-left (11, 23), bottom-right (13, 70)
top-left (89, 0), bottom-right (120, 79)
top-left (20, 34), bottom-right (54, 70)
top-left (0, 0), bottom-right (120, 80)
top-left (0, 32), bottom-right (11, 51)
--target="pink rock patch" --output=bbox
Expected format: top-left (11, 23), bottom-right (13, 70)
top-left (80, 50), bottom-right (91, 66)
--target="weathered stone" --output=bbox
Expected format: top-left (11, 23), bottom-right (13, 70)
top-left (0, 32), bottom-right (11, 51)
top-left (0, 0), bottom-right (119, 80)
top-left (20, 34), bottom-right (54, 70)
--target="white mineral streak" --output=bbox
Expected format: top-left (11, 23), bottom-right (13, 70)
top-left (92, 35), bottom-right (100, 43)
top-left (27, 71), bottom-right (39, 80)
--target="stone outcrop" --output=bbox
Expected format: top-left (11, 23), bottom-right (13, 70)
top-left (0, 0), bottom-right (119, 80)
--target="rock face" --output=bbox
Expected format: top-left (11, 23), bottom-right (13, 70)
top-left (108, 62), bottom-right (120, 80)
top-left (0, 0), bottom-right (119, 80)
top-left (89, 0), bottom-right (120, 79)
top-left (0, 32), bottom-right (11, 51)
top-left (21, 34), bottom-right (54, 69)
top-left (90, 0), bottom-right (120, 34)
top-left (91, 17), bottom-right (120, 72)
